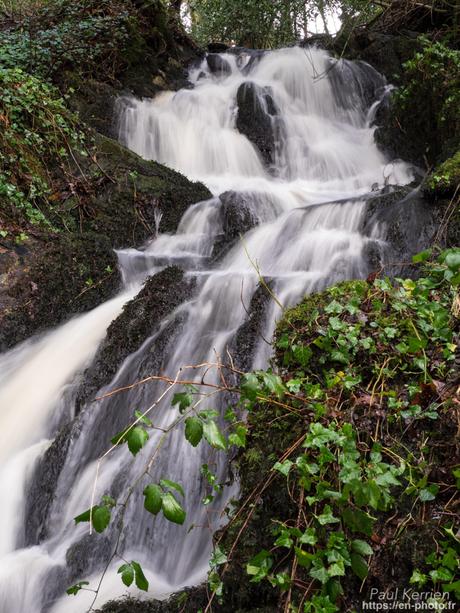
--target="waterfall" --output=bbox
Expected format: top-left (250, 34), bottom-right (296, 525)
top-left (0, 46), bottom-right (415, 612)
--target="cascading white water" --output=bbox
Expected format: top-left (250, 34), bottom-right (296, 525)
top-left (0, 46), bottom-right (415, 612)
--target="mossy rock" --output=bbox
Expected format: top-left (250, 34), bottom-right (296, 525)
top-left (0, 231), bottom-right (120, 350)
top-left (76, 265), bottom-right (196, 409)
top-left (424, 151), bottom-right (460, 198)
top-left (80, 135), bottom-right (212, 248)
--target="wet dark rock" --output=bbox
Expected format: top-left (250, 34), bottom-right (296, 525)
top-left (236, 81), bottom-right (279, 167)
top-left (220, 191), bottom-right (259, 241)
top-left (208, 42), bottom-right (229, 53)
top-left (96, 589), bottom-right (276, 613)
top-left (0, 133), bottom-right (210, 351)
top-left (23, 422), bottom-right (73, 545)
top-left (24, 267), bottom-right (195, 548)
top-left (76, 266), bottom-right (196, 411)
top-left (84, 134), bottom-right (212, 247)
top-left (327, 58), bottom-right (386, 113)
top-left (66, 533), bottom-right (113, 584)
top-left (211, 191), bottom-right (260, 262)
top-left (361, 186), bottom-right (438, 277)
top-left (0, 232), bottom-right (120, 352)
top-left (206, 53), bottom-right (232, 76)
top-left (231, 283), bottom-right (272, 372)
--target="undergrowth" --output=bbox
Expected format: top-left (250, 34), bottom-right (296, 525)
top-left (395, 36), bottom-right (460, 163)
top-left (0, 0), bottom-right (135, 80)
top-left (0, 67), bottom-right (86, 235)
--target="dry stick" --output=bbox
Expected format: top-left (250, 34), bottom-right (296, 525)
top-left (284, 487), bottom-right (305, 613)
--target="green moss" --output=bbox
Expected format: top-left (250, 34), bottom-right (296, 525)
top-left (425, 150), bottom-right (460, 197)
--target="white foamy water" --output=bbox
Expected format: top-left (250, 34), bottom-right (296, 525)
top-left (0, 46), bottom-right (415, 612)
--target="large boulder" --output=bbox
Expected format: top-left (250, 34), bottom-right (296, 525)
top-left (235, 81), bottom-right (280, 167)
top-left (360, 186), bottom-right (438, 277)
top-left (206, 53), bottom-right (232, 76)
top-left (75, 266), bottom-right (196, 411)
top-left (0, 135), bottom-right (211, 351)
top-left (0, 232), bottom-right (120, 352)
top-left (81, 134), bottom-right (212, 247)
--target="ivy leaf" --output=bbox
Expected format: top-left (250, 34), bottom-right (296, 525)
top-left (419, 484), bottom-right (439, 501)
top-left (343, 507), bottom-right (375, 536)
top-left (66, 581), bottom-right (89, 595)
top-left (159, 479), bottom-right (184, 497)
top-left (246, 550), bottom-right (273, 582)
top-left (92, 505), bottom-right (111, 533)
top-left (326, 578), bottom-right (343, 601)
top-left (351, 553), bottom-right (368, 580)
top-left (410, 569), bottom-right (428, 586)
top-left (228, 424), bottom-right (247, 448)
top-left (203, 420), bottom-right (227, 450)
top-left (162, 492), bottom-right (186, 525)
top-left (143, 484), bottom-right (163, 515)
top-left (295, 547), bottom-right (314, 568)
top-left (300, 527), bottom-right (317, 546)
top-left (309, 562), bottom-right (329, 584)
top-left (210, 545), bottom-right (228, 567)
top-left (240, 373), bottom-right (259, 401)
top-left (118, 563), bottom-right (134, 587)
top-left (261, 372), bottom-right (285, 398)
top-left (412, 249), bottom-right (432, 264)
top-left (351, 539), bottom-right (373, 556)
top-left (184, 417), bottom-right (203, 447)
top-left (273, 459), bottom-right (293, 477)
top-left (131, 561), bottom-right (149, 591)
top-left (316, 504), bottom-right (340, 525)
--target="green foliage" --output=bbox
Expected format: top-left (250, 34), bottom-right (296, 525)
top-left (0, 0), bottom-right (134, 79)
top-left (243, 420), bottom-right (397, 600)
top-left (143, 478), bottom-right (186, 524)
top-left (425, 150), bottom-right (460, 197)
top-left (74, 495), bottom-right (115, 534)
top-left (395, 37), bottom-right (460, 162)
top-left (117, 560), bottom-right (149, 591)
top-left (410, 532), bottom-right (460, 600)
top-left (0, 67), bottom-right (85, 230)
top-left (213, 250), bottom-right (459, 610)
top-left (188, 0), bottom-right (340, 48)
top-left (277, 250), bottom-right (460, 423)
top-left (111, 424), bottom-right (150, 456)
top-left (66, 580), bottom-right (90, 596)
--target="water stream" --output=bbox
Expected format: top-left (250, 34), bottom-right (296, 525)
top-left (0, 46), bottom-right (415, 612)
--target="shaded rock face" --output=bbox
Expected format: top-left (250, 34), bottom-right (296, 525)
top-left (327, 58), bottom-right (386, 114)
top-left (220, 191), bottom-right (259, 241)
top-left (206, 53), bottom-right (232, 76)
top-left (76, 265), bottom-right (196, 411)
top-left (360, 186), bottom-right (438, 277)
top-left (0, 232), bottom-right (120, 352)
top-left (0, 135), bottom-right (210, 351)
top-left (211, 191), bottom-right (265, 262)
top-left (231, 283), bottom-right (272, 372)
top-left (236, 81), bottom-right (280, 167)
top-left (84, 135), bottom-right (212, 248)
